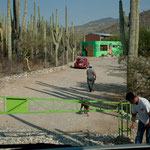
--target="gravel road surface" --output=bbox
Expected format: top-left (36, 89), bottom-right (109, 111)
top-left (0, 57), bottom-right (127, 137)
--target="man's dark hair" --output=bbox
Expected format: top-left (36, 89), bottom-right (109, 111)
top-left (126, 92), bottom-right (135, 102)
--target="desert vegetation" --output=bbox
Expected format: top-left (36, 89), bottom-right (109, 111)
top-left (119, 0), bottom-right (150, 100)
top-left (0, 0), bottom-right (82, 77)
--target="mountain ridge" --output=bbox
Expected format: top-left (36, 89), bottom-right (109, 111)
top-left (75, 9), bottom-right (150, 35)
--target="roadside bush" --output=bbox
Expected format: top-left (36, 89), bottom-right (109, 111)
top-left (139, 27), bottom-right (150, 56)
top-left (127, 57), bottom-right (150, 100)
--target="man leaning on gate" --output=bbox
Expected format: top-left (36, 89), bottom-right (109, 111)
top-left (126, 92), bottom-right (150, 144)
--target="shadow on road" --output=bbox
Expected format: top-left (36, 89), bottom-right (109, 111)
top-left (32, 81), bottom-right (126, 101)
top-left (24, 80), bottom-right (126, 118)
top-left (4, 114), bottom-right (127, 146)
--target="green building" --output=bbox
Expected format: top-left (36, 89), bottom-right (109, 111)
top-left (81, 41), bottom-right (123, 57)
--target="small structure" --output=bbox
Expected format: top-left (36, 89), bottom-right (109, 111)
top-left (82, 33), bottom-right (123, 57)
top-left (82, 41), bottom-right (123, 57)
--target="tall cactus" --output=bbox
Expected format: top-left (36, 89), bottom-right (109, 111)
top-left (128, 0), bottom-right (136, 60)
top-left (19, 0), bottom-right (27, 40)
top-left (30, 14), bottom-right (34, 59)
top-left (17, 0), bottom-right (20, 32)
top-left (65, 5), bottom-right (70, 64)
top-left (0, 11), bottom-right (4, 53)
top-left (13, 0), bottom-right (20, 33)
top-left (119, 0), bottom-right (139, 58)
top-left (12, 0), bottom-right (20, 54)
top-left (5, 16), bottom-right (8, 48)
top-left (50, 9), bottom-right (63, 67)
top-left (7, 0), bottom-right (12, 62)
top-left (61, 33), bottom-right (65, 65)
top-left (33, 2), bottom-right (37, 35)
top-left (50, 16), bottom-right (53, 57)
top-left (134, 0), bottom-right (139, 58)
top-left (42, 16), bottom-right (47, 62)
top-left (38, 6), bottom-right (41, 28)
top-left (127, 0), bottom-right (140, 92)
top-left (33, 2), bottom-right (38, 55)
top-left (70, 21), bottom-right (76, 61)
top-left (119, 0), bottom-right (127, 55)
top-left (27, 21), bottom-right (30, 32)
top-left (13, 0), bottom-right (16, 31)
top-left (0, 10), bottom-right (1, 26)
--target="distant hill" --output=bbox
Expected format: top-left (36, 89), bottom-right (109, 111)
top-left (75, 10), bottom-right (150, 35)
top-left (75, 17), bottom-right (118, 35)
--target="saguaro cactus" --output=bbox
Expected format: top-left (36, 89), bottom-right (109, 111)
top-left (127, 0), bottom-right (140, 92)
top-left (5, 16), bottom-right (8, 48)
top-left (12, 0), bottom-right (20, 54)
top-left (0, 11), bottom-right (5, 53)
top-left (119, 0), bottom-right (139, 58)
top-left (38, 6), bottom-right (41, 28)
top-left (119, 0), bottom-right (127, 55)
top-left (33, 2), bottom-right (38, 55)
top-left (17, 0), bottom-right (20, 32)
top-left (128, 0), bottom-right (136, 60)
top-left (34, 2), bottom-right (37, 35)
top-left (7, 0), bottom-right (12, 61)
top-left (19, 0), bottom-right (27, 40)
top-left (42, 16), bottom-right (47, 62)
top-left (30, 14), bottom-right (34, 58)
top-left (13, 0), bottom-right (20, 33)
top-left (134, 0), bottom-right (139, 58)
top-left (13, 0), bottom-right (17, 31)
top-left (70, 21), bottom-right (76, 61)
top-left (50, 9), bottom-right (63, 67)
top-left (65, 5), bottom-right (71, 64)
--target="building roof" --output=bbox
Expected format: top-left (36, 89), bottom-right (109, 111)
top-left (88, 33), bottom-right (113, 37)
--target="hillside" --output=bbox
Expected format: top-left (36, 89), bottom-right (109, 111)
top-left (75, 17), bottom-right (118, 35)
top-left (102, 9), bottom-right (150, 34)
top-left (75, 10), bottom-right (150, 35)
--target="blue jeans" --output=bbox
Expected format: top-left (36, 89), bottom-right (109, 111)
top-left (135, 120), bottom-right (150, 144)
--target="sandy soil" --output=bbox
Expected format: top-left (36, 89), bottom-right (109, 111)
top-left (0, 57), bottom-right (127, 134)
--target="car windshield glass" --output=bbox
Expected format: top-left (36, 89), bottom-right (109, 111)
top-left (77, 58), bottom-right (85, 62)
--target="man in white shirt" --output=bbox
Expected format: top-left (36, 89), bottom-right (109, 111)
top-left (126, 92), bottom-right (150, 144)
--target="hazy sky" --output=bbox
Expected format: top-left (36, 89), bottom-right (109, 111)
top-left (0, 0), bottom-right (150, 27)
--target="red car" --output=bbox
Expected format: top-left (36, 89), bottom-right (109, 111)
top-left (74, 57), bottom-right (89, 69)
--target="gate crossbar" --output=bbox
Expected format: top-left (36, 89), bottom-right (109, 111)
top-left (0, 96), bottom-right (131, 136)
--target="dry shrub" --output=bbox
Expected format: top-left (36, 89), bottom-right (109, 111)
top-left (128, 57), bottom-right (150, 100)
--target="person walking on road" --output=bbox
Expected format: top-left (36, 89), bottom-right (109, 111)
top-left (126, 92), bottom-right (150, 144)
top-left (86, 64), bottom-right (96, 92)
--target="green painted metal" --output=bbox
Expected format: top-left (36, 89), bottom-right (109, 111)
top-left (126, 104), bottom-right (129, 136)
top-left (118, 103), bottom-right (132, 137)
top-left (130, 103), bottom-right (132, 137)
top-left (0, 96), bottom-right (131, 137)
top-left (82, 41), bottom-right (123, 57)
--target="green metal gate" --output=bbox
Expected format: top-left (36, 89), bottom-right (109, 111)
top-left (0, 96), bottom-right (131, 137)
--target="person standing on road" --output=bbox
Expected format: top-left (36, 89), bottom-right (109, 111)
top-left (86, 64), bottom-right (96, 92)
top-left (126, 92), bottom-right (150, 144)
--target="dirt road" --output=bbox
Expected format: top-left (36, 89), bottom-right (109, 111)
top-left (0, 57), bottom-right (126, 134)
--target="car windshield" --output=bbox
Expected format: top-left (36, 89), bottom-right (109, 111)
top-left (77, 58), bottom-right (85, 62)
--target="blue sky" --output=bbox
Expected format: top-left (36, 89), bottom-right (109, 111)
top-left (0, 0), bottom-right (150, 27)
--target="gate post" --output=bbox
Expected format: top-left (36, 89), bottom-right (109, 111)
top-left (118, 102), bottom-right (132, 137)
